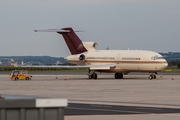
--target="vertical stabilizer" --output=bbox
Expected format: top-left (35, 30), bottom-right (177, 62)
top-left (11, 59), bottom-right (19, 67)
top-left (57, 28), bottom-right (87, 55)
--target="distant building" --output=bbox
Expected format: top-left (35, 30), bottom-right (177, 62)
top-left (56, 61), bottom-right (62, 65)
top-left (159, 52), bottom-right (180, 62)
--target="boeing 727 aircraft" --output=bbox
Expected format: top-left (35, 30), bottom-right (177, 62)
top-left (22, 28), bottom-right (168, 79)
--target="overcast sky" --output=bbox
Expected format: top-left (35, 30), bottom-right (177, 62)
top-left (0, 0), bottom-right (180, 57)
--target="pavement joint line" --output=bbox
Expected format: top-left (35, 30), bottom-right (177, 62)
top-left (90, 105), bottom-right (112, 108)
top-left (66, 107), bottom-right (148, 114)
top-left (160, 114), bottom-right (180, 116)
top-left (135, 108), bottom-right (161, 110)
top-left (69, 99), bottom-right (180, 107)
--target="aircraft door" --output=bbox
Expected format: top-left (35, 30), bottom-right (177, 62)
top-left (116, 54), bottom-right (121, 63)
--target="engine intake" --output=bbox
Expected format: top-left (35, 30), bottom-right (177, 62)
top-left (93, 42), bottom-right (98, 49)
top-left (82, 42), bottom-right (98, 51)
top-left (79, 54), bottom-right (86, 62)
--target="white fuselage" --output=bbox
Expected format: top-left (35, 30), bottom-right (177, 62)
top-left (66, 50), bottom-right (168, 73)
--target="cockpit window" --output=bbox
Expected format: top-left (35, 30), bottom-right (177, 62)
top-left (156, 57), bottom-right (164, 59)
top-left (151, 55), bottom-right (164, 60)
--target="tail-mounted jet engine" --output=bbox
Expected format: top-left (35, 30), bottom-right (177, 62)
top-left (79, 54), bottom-right (86, 62)
top-left (82, 42), bottom-right (98, 51)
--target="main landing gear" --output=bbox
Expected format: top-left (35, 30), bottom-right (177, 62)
top-left (88, 71), bottom-right (97, 79)
top-left (114, 73), bottom-right (123, 79)
top-left (88, 71), bottom-right (124, 79)
top-left (149, 74), bottom-right (156, 80)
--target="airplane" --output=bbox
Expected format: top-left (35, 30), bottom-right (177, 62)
top-left (21, 27), bottom-right (168, 80)
top-left (11, 59), bottom-right (18, 67)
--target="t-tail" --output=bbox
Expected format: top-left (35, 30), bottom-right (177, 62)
top-left (11, 59), bottom-right (19, 67)
top-left (34, 28), bottom-right (87, 55)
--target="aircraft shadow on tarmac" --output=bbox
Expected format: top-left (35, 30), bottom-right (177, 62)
top-left (65, 103), bottom-right (180, 116)
top-left (58, 78), bottom-right (152, 81)
top-left (56, 76), bottom-right (151, 80)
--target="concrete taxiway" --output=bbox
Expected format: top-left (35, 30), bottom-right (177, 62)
top-left (0, 73), bottom-right (180, 120)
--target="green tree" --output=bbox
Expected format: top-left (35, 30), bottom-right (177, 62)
top-left (178, 63), bottom-right (180, 69)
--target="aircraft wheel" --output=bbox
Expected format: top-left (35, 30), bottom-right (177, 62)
top-left (25, 77), bottom-right (29, 80)
top-left (94, 73), bottom-right (97, 79)
top-left (149, 74), bottom-right (156, 80)
top-left (90, 73), bottom-right (97, 79)
top-left (149, 74), bottom-right (153, 80)
top-left (153, 75), bottom-right (156, 79)
top-left (115, 73), bottom-right (123, 79)
top-left (115, 73), bottom-right (119, 79)
top-left (119, 73), bottom-right (123, 79)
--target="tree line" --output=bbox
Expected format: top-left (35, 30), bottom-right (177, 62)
top-left (168, 60), bottom-right (180, 68)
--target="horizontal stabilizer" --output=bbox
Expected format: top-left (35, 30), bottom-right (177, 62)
top-left (34, 29), bottom-right (70, 33)
top-left (34, 27), bottom-right (87, 55)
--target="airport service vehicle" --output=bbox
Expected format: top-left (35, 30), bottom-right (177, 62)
top-left (21, 28), bottom-right (168, 80)
top-left (9, 70), bottom-right (32, 80)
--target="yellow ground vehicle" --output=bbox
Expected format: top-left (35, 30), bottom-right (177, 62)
top-left (9, 70), bottom-right (32, 80)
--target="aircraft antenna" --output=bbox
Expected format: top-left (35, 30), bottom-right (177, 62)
top-left (106, 46), bottom-right (109, 50)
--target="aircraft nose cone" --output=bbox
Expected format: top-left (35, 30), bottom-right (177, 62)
top-left (162, 61), bottom-right (168, 70)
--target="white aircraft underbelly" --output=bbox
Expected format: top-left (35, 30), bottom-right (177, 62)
top-left (117, 62), bottom-right (167, 71)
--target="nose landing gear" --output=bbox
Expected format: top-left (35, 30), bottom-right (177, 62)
top-left (149, 74), bottom-right (156, 80)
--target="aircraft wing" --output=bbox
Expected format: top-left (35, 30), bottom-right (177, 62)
top-left (21, 64), bottom-right (116, 70)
